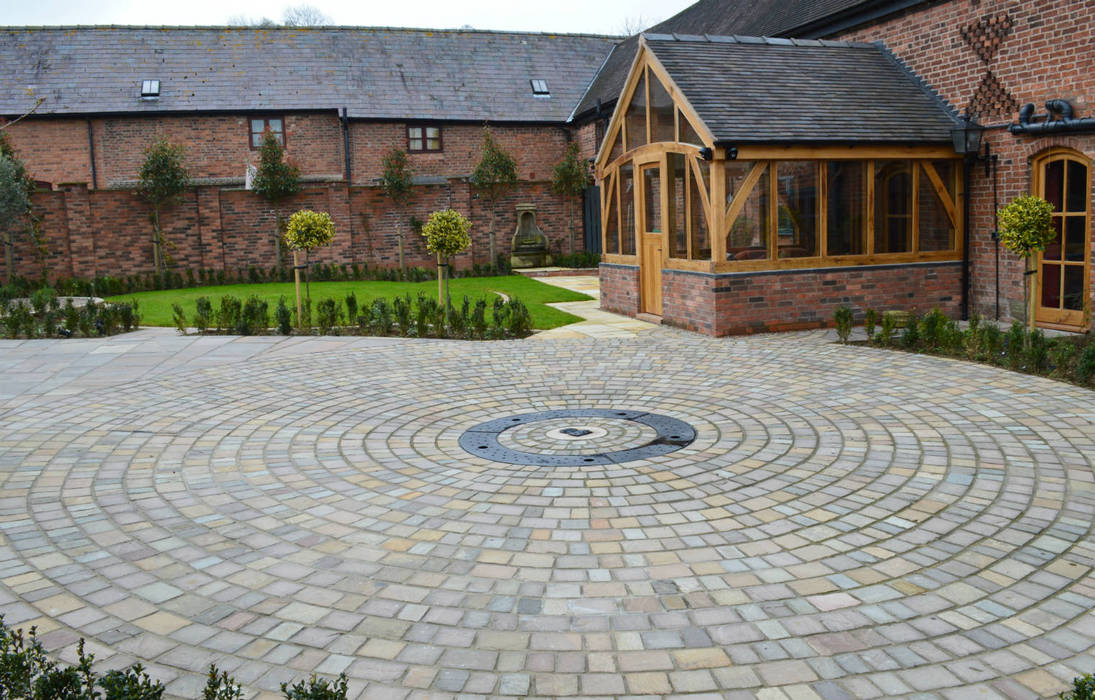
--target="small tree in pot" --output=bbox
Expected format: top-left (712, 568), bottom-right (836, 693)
top-left (998, 195), bottom-right (1055, 329)
top-left (421, 208), bottom-right (471, 310)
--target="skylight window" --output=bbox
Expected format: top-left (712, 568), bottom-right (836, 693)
top-left (140, 79), bottom-right (160, 99)
top-left (530, 79), bottom-right (549, 97)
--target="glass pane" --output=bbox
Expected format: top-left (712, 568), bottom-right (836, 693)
top-left (874, 161), bottom-right (912, 254)
top-left (827, 161), bottom-right (866, 256)
top-left (1066, 216), bottom-right (1086, 261)
top-left (268, 119), bottom-right (283, 133)
top-left (604, 178), bottom-right (619, 254)
top-left (1041, 263), bottom-right (1061, 308)
top-left (1067, 160), bottom-right (1088, 213)
top-left (620, 164), bottom-right (636, 255)
top-left (427, 138), bottom-right (440, 150)
top-left (689, 162), bottom-right (710, 261)
top-left (728, 164), bottom-right (769, 260)
top-left (625, 72), bottom-right (647, 152)
top-left (409, 138), bottom-right (423, 151)
top-left (668, 153), bottom-right (687, 258)
top-left (608, 129), bottom-right (624, 164)
top-left (678, 110), bottom-right (702, 146)
top-left (930, 160), bottom-right (956, 200)
top-left (251, 119), bottom-right (264, 133)
top-left (426, 127), bottom-right (439, 139)
top-left (725, 161), bottom-right (755, 210)
top-left (642, 166), bottom-right (661, 233)
top-left (918, 163), bottom-right (955, 252)
top-left (1045, 160), bottom-right (1064, 211)
top-left (649, 76), bottom-right (674, 143)
top-left (251, 133), bottom-right (263, 148)
top-left (1064, 265), bottom-right (1085, 310)
top-left (1044, 218), bottom-right (1062, 260)
top-left (777, 161), bottom-right (818, 258)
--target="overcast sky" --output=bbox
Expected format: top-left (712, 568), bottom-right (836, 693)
top-left (4, 0), bottom-right (696, 35)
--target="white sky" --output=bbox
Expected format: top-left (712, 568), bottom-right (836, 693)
top-left (3, 0), bottom-right (696, 35)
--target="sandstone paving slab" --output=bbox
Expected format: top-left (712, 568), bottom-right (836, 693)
top-left (3, 326), bottom-right (1095, 697)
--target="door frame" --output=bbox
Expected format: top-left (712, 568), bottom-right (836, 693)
top-left (635, 154), bottom-right (666, 316)
top-left (1032, 148), bottom-right (1092, 330)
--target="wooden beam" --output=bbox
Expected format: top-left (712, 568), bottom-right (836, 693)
top-left (645, 52), bottom-right (716, 149)
top-left (921, 161), bottom-right (958, 230)
top-left (724, 162), bottom-right (767, 241)
top-left (731, 145), bottom-right (959, 160)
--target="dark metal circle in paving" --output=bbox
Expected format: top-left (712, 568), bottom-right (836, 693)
top-left (458, 409), bottom-right (697, 466)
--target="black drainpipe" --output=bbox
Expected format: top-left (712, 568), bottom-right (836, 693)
top-left (86, 119), bottom-right (98, 189)
top-left (1010, 100), bottom-right (1095, 135)
top-left (340, 107), bottom-right (351, 184)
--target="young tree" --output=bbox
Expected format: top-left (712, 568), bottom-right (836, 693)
top-left (470, 126), bottom-right (517, 272)
top-left (251, 131), bottom-right (302, 269)
top-left (284, 208), bottom-right (335, 306)
top-left (998, 195), bottom-right (1055, 328)
top-left (0, 135), bottom-right (35, 285)
top-left (421, 208), bottom-right (471, 308)
top-left (136, 136), bottom-right (190, 274)
top-left (379, 148), bottom-right (413, 279)
top-left (551, 141), bottom-right (592, 255)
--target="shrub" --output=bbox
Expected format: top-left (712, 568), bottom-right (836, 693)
top-left (901, 313), bottom-right (921, 349)
top-left (344, 292), bottom-right (358, 326)
top-left (1005, 321), bottom-right (1028, 370)
top-left (216, 296), bottom-right (241, 333)
top-left (1062, 673), bottom-right (1095, 700)
top-left (505, 299), bottom-right (533, 338)
top-left (316, 298), bottom-right (340, 335)
top-left (119, 300), bottom-right (139, 331)
top-left (414, 293), bottom-right (436, 337)
top-left (99, 664), bottom-right (165, 700)
top-left (281, 673), bottom-right (348, 700)
top-left (470, 299), bottom-right (488, 339)
top-left (300, 298), bottom-right (312, 331)
top-left (239, 295), bottom-right (269, 335)
top-left (368, 298), bottom-right (392, 336)
top-left (194, 297), bottom-right (212, 334)
top-left (833, 305), bottom-right (853, 343)
top-left (1050, 339), bottom-right (1077, 376)
top-left (202, 665), bottom-right (242, 700)
top-left (979, 323), bottom-right (1004, 364)
top-left (63, 298), bottom-right (79, 335)
top-left (1077, 345), bottom-right (1095, 384)
top-left (863, 308), bottom-right (877, 342)
top-left (1027, 329), bottom-right (1049, 373)
top-left (917, 308), bottom-right (947, 350)
top-left (172, 303), bottom-right (188, 335)
top-left (276, 297), bottom-right (292, 335)
top-left (878, 312), bottom-right (896, 346)
top-left (449, 296), bottom-right (470, 338)
top-left (392, 295), bottom-right (413, 336)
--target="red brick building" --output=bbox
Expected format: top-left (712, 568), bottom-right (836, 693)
top-left (3, 1), bottom-right (1094, 336)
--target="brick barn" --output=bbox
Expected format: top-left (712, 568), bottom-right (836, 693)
top-left (2, 0), bottom-right (1093, 335)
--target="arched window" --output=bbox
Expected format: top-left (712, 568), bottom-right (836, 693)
top-left (1034, 149), bottom-right (1092, 328)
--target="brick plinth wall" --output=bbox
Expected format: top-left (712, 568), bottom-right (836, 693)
top-left (599, 263), bottom-right (640, 317)
top-left (659, 262), bottom-right (962, 336)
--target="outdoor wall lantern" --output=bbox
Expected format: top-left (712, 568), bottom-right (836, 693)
top-left (951, 115), bottom-right (984, 155)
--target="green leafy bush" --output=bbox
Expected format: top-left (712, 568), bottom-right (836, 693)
top-left (316, 298), bottom-right (340, 334)
top-left (392, 294), bottom-right (413, 336)
top-left (833, 305), bottom-right (853, 343)
top-left (1062, 673), bottom-right (1095, 700)
top-left (202, 665), bottom-right (242, 700)
top-left (878, 312), bottom-right (896, 346)
top-left (344, 292), bottom-right (358, 326)
top-left (276, 297), bottom-right (292, 335)
top-left (918, 308), bottom-right (948, 350)
top-left (998, 195), bottom-right (1055, 259)
top-left (172, 303), bottom-right (188, 335)
top-left (368, 298), bottom-right (392, 336)
top-left (194, 297), bottom-right (212, 334)
top-left (284, 210), bottom-right (336, 255)
top-left (281, 673), bottom-right (348, 700)
top-left (863, 308), bottom-right (877, 342)
top-left (1077, 345), bottom-right (1095, 384)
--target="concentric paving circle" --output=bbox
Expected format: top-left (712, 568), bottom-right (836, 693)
top-left (459, 409), bottom-right (697, 465)
top-left (2, 329), bottom-right (1095, 699)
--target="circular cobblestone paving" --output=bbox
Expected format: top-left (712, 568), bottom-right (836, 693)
top-left (3, 330), bottom-right (1095, 699)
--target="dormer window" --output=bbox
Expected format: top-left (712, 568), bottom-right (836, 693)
top-left (140, 79), bottom-right (160, 100)
top-left (530, 79), bottom-right (549, 97)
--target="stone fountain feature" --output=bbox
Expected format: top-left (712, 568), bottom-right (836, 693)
top-left (509, 204), bottom-right (552, 268)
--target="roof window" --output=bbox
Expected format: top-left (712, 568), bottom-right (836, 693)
top-left (530, 79), bottom-right (549, 97)
top-left (140, 80), bottom-right (160, 100)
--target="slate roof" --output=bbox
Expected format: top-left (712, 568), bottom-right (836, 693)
top-left (572, 0), bottom-right (924, 120)
top-left (0, 26), bottom-right (616, 122)
top-left (645, 35), bottom-right (957, 143)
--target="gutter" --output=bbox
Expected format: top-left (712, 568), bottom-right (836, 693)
top-left (1009, 100), bottom-right (1095, 135)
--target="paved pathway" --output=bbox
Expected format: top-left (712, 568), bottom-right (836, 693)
top-left (3, 322), bottom-right (1095, 699)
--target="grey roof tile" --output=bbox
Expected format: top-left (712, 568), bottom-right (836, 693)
top-left (0, 26), bottom-right (615, 123)
top-left (645, 36), bottom-right (957, 143)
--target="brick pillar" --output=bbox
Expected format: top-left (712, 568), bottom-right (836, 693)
top-left (196, 186), bottom-right (225, 271)
top-left (61, 184), bottom-right (96, 279)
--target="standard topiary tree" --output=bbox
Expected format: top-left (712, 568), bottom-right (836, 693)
top-left (551, 141), bottom-right (591, 255)
top-left (252, 132), bottom-right (302, 269)
top-left (470, 126), bottom-right (517, 271)
top-left (421, 208), bottom-right (471, 308)
top-left (379, 148), bottom-right (413, 279)
top-left (0, 134), bottom-right (38, 285)
top-left (137, 136), bottom-right (190, 274)
top-left (998, 195), bottom-right (1055, 328)
top-left (284, 209), bottom-right (335, 323)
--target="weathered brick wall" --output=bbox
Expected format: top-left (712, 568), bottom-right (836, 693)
top-left (660, 263), bottom-right (962, 336)
top-left (836, 0), bottom-right (1095, 325)
top-left (599, 263), bottom-right (640, 316)
top-left (2, 119), bottom-right (95, 187)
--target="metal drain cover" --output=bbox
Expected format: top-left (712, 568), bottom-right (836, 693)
top-left (458, 409), bottom-right (696, 466)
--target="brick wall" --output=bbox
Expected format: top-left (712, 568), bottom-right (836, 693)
top-left (837, 0), bottom-right (1095, 325)
top-left (658, 262), bottom-right (962, 336)
top-left (599, 263), bottom-right (640, 316)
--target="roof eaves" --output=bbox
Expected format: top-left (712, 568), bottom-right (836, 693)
top-left (0, 24), bottom-right (619, 39)
top-left (776, 0), bottom-right (931, 39)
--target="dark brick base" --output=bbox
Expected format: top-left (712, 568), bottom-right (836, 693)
top-left (599, 263), bottom-right (640, 317)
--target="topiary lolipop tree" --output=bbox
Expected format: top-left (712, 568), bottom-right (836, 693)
top-left (252, 131), bottom-right (302, 269)
top-left (421, 208), bottom-right (471, 309)
top-left (998, 195), bottom-right (1055, 328)
top-left (137, 136), bottom-right (190, 274)
top-left (284, 209), bottom-right (335, 324)
top-left (470, 126), bottom-right (517, 272)
top-left (551, 141), bottom-right (592, 255)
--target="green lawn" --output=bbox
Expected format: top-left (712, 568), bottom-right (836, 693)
top-left (106, 275), bottom-right (592, 329)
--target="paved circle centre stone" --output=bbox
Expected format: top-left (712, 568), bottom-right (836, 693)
top-left (459, 409), bottom-right (696, 466)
